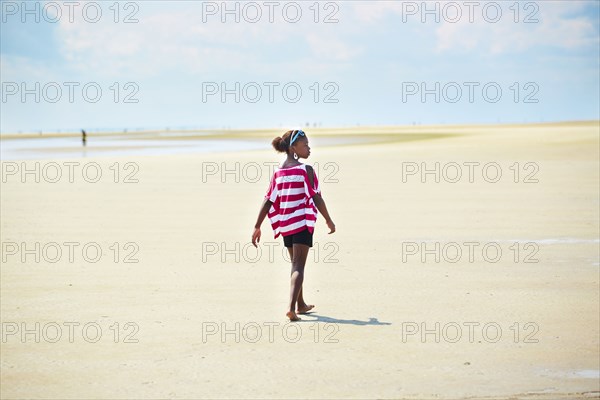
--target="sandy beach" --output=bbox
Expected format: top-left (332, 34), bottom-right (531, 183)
top-left (1, 121), bottom-right (599, 399)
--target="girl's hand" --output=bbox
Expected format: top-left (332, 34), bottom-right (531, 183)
top-left (326, 220), bottom-right (336, 234)
top-left (252, 228), bottom-right (261, 247)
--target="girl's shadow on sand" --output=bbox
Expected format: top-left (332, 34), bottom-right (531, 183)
top-left (297, 313), bottom-right (391, 326)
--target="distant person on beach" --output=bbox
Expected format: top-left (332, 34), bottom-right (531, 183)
top-left (252, 129), bottom-right (336, 322)
top-left (81, 129), bottom-right (87, 146)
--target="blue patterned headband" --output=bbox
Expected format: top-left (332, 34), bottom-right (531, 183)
top-left (289, 129), bottom-right (305, 146)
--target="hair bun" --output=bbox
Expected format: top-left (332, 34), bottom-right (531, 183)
top-left (272, 136), bottom-right (288, 153)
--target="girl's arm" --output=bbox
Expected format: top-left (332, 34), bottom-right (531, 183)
top-left (312, 194), bottom-right (336, 234)
top-left (254, 198), bottom-right (273, 229)
top-left (306, 165), bottom-right (336, 234)
top-left (252, 198), bottom-right (273, 247)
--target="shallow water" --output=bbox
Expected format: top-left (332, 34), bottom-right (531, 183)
top-left (0, 130), bottom-right (458, 161)
top-left (0, 135), bottom-right (264, 160)
top-left (0, 132), bottom-right (383, 160)
top-left (538, 368), bottom-right (600, 379)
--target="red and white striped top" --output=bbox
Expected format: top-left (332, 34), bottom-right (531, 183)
top-left (264, 164), bottom-right (320, 238)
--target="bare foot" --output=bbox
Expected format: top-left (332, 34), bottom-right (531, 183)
top-left (297, 304), bottom-right (315, 314)
top-left (286, 311), bottom-right (301, 321)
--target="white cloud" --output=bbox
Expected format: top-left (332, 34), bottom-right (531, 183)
top-left (52, 1), bottom-right (364, 78)
top-left (349, 2), bottom-right (405, 24)
top-left (434, 1), bottom-right (598, 54)
top-left (1, 55), bottom-right (55, 81)
top-left (305, 33), bottom-right (363, 61)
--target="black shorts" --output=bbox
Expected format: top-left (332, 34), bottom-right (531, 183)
top-left (283, 227), bottom-right (313, 248)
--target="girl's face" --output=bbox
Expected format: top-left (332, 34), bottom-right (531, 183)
top-left (291, 136), bottom-right (311, 159)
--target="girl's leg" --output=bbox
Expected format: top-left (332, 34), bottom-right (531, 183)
top-left (287, 243), bottom-right (310, 320)
top-left (287, 247), bottom-right (313, 312)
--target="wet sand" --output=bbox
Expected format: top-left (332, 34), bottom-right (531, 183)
top-left (1, 121), bottom-right (599, 399)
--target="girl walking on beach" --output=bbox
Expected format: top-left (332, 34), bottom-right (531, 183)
top-left (252, 129), bottom-right (336, 322)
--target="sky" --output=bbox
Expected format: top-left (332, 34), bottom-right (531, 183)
top-left (1, 0), bottom-right (599, 133)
